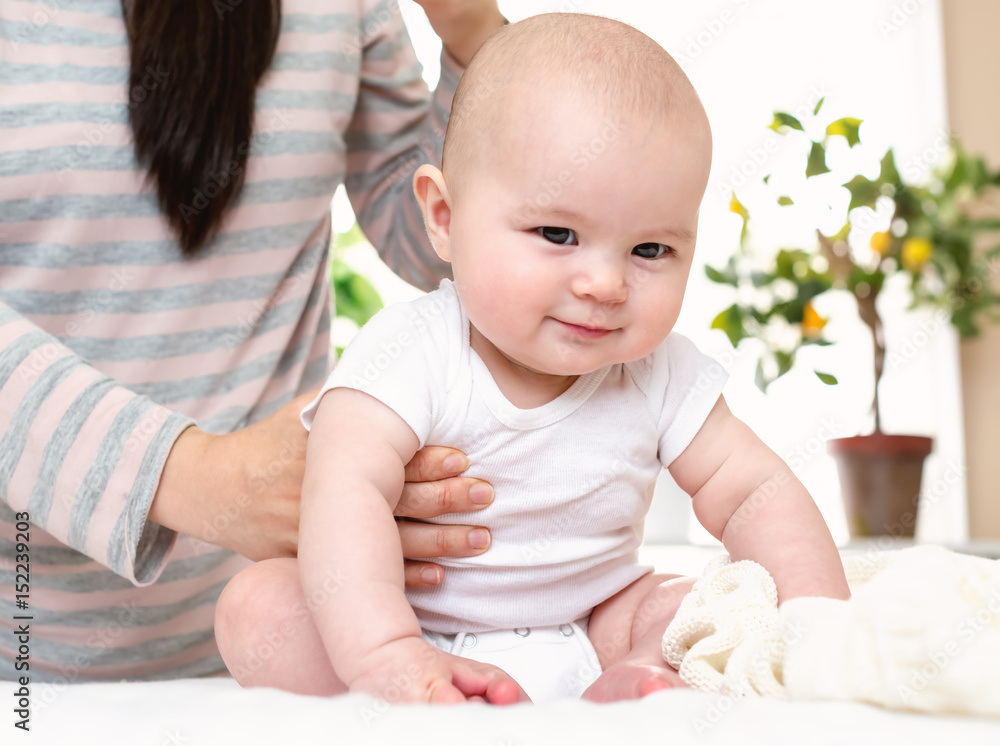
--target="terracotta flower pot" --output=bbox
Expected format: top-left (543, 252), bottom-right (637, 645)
top-left (827, 432), bottom-right (933, 538)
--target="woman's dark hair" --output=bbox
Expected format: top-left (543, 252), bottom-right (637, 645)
top-left (121, 0), bottom-right (282, 256)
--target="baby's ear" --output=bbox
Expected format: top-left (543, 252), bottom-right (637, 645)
top-left (413, 164), bottom-right (453, 262)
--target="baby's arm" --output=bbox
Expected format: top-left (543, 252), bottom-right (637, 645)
top-left (669, 396), bottom-right (850, 602)
top-left (300, 387), bottom-right (525, 703)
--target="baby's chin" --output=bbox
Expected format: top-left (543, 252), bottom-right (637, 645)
top-left (519, 355), bottom-right (641, 378)
top-left (491, 337), bottom-right (661, 378)
top-left (541, 347), bottom-right (662, 376)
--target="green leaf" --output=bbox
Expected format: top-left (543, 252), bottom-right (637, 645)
top-left (943, 148), bottom-right (967, 195)
top-left (806, 141), bottom-right (831, 177)
top-left (878, 149), bottom-right (902, 188)
top-left (967, 219), bottom-right (1000, 231)
top-left (847, 266), bottom-right (885, 296)
top-left (729, 192), bottom-right (750, 246)
top-left (777, 196), bottom-right (794, 206)
top-left (774, 249), bottom-right (812, 280)
top-left (830, 221), bottom-right (852, 243)
top-left (798, 278), bottom-right (834, 302)
top-left (728, 192), bottom-right (749, 219)
top-left (843, 174), bottom-right (880, 212)
top-left (705, 264), bottom-right (738, 286)
top-left (711, 304), bottom-right (746, 348)
top-left (330, 257), bottom-right (352, 282)
top-left (815, 371), bottom-right (839, 385)
top-left (348, 275), bottom-right (383, 318)
top-left (825, 117), bottom-right (862, 147)
top-left (754, 359), bottom-right (767, 392)
top-left (813, 97), bottom-right (826, 116)
top-left (334, 220), bottom-right (368, 251)
top-left (950, 303), bottom-right (978, 337)
top-left (775, 350), bottom-right (794, 378)
top-left (769, 112), bottom-right (804, 133)
top-left (333, 261), bottom-right (384, 327)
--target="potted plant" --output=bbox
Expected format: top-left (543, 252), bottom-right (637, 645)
top-left (707, 101), bottom-right (1000, 537)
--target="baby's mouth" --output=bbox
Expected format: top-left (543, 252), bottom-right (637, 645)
top-left (556, 320), bottom-right (615, 339)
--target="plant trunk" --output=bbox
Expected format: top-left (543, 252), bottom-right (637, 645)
top-left (855, 291), bottom-right (884, 432)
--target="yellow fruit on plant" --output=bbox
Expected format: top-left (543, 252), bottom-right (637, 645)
top-left (870, 230), bottom-right (892, 255)
top-left (901, 237), bottom-right (933, 272)
top-left (802, 302), bottom-right (827, 337)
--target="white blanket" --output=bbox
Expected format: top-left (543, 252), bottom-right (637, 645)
top-left (6, 677), bottom-right (1000, 746)
top-left (661, 545), bottom-right (1000, 718)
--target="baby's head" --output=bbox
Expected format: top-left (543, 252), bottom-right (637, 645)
top-left (414, 13), bottom-right (712, 377)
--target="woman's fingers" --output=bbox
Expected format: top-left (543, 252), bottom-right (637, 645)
top-left (402, 561), bottom-right (444, 588)
top-left (397, 520), bottom-right (491, 559)
top-left (403, 445), bottom-right (469, 483)
top-left (396, 476), bottom-right (493, 519)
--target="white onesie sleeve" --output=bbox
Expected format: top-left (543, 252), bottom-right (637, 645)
top-left (299, 288), bottom-right (457, 445)
top-left (636, 332), bottom-right (729, 467)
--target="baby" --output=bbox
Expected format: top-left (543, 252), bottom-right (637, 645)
top-left (215, 13), bottom-right (849, 705)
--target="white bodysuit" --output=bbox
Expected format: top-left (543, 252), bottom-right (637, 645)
top-left (301, 279), bottom-right (727, 700)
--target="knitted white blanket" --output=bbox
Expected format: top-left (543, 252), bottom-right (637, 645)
top-left (661, 545), bottom-right (1000, 717)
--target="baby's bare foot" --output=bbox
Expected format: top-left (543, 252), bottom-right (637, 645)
top-left (581, 662), bottom-right (686, 703)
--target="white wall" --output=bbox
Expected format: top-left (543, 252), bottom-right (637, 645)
top-left (339, 0), bottom-right (966, 546)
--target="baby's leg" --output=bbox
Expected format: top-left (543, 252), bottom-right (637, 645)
top-left (582, 572), bottom-right (696, 703)
top-left (214, 558), bottom-right (347, 695)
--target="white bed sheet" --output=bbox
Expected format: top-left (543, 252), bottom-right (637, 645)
top-left (7, 677), bottom-right (1000, 746)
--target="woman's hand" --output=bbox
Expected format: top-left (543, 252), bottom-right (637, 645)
top-left (150, 390), bottom-right (493, 585)
top-left (395, 445), bottom-right (494, 587)
top-left (411, 0), bottom-right (506, 67)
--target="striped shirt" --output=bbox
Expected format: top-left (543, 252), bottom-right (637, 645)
top-left (0, 0), bottom-right (457, 681)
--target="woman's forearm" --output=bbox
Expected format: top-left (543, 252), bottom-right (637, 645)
top-left (149, 425), bottom-right (216, 534)
top-left (150, 391), bottom-right (313, 561)
top-left (416, 1), bottom-right (507, 67)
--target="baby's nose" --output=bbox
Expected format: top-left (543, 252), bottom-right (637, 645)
top-left (573, 258), bottom-right (628, 303)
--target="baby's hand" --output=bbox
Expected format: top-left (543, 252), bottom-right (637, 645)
top-left (348, 636), bottom-right (529, 705)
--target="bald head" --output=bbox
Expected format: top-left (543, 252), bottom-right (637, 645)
top-left (441, 13), bottom-right (711, 193)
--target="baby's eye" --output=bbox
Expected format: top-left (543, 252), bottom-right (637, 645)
top-left (632, 243), bottom-right (673, 260)
top-left (538, 227), bottom-right (577, 245)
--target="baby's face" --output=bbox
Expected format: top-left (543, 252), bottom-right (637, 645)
top-left (447, 86), bottom-right (711, 377)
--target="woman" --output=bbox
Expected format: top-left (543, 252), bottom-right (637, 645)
top-left (0, 0), bottom-right (505, 682)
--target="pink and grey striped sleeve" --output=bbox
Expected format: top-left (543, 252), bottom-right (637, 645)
top-left (0, 301), bottom-right (192, 585)
top-left (344, 0), bottom-right (461, 291)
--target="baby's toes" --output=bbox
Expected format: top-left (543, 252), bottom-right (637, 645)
top-left (582, 663), bottom-right (685, 703)
top-left (638, 671), bottom-right (678, 698)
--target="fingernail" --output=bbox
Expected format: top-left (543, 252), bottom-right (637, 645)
top-left (421, 566), bottom-right (442, 585)
top-left (469, 528), bottom-right (491, 550)
top-left (469, 483), bottom-right (493, 505)
top-left (443, 453), bottom-right (469, 474)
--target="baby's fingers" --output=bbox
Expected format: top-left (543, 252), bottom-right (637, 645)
top-left (485, 677), bottom-right (529, 705)
top-left (427, 680), bottom-right (468, 705)
top-left (452, 665), bottom-right (529, 705)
